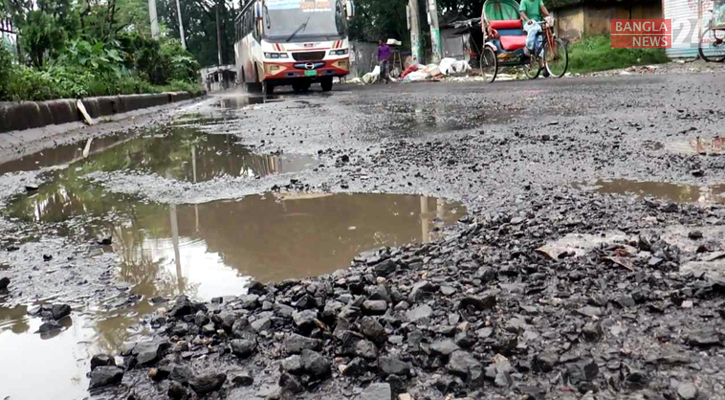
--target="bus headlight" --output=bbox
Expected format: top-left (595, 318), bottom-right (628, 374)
top-left (264, 52), bottom-right (289, 59)
top-left (330, 49), bottom-right (348, 56)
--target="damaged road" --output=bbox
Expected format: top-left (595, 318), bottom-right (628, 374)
top-left (1, 72), bottom-right (725, 400)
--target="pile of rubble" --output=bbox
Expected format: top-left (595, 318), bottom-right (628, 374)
top-left (359, 58), bottom-right (473, 84)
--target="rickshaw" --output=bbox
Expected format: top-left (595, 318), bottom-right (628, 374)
top-left (699, 0), bottom-right (725, 62)
top-left (479, 0), bottom-right (568, 82)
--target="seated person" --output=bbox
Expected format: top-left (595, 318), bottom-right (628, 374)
top-left (519, 0), bottom-right (549, 24)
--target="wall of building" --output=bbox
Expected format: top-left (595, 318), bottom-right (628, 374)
top-left (554, 1), bottom-right (663, 39)
top-left (555, 5), bottom-right (585, 38)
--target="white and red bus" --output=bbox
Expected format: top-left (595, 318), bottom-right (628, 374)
top-left (235, 0), bottom-right (353, 94)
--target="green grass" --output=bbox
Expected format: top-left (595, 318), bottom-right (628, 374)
top-left (567, 35), bottom-right (670, 74)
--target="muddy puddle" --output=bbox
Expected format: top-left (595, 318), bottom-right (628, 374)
top-left (355, 102), bottom-right (512, 136)
top-left (10, 192), bottom-right (464, 294)
top-left (578, 179), bottom-right (725, 204)
top-left (214, 95), bottom-right (283, 109)
top-left (0, 301), bottom-right (159, 400)
top-left (0, 133), bottom-right (130, 175)
top-left (0, 128), bottom-right (316, 181)
top-left (1, 191), bottom-right (462, 399)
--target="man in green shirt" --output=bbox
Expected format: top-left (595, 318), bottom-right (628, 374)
top-left (519, 0), bottom-right (549, 22)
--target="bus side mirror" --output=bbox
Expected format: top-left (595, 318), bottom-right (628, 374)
top-left (345, 0), bottom-right (354, 19)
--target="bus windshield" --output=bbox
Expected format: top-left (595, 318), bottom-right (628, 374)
top-left (264, 0), bottom-right (346, 42)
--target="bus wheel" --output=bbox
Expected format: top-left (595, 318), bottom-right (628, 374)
top-left (320, 77), bottom-right (333, 92)
top-left (263, 81), bottom-right (274, 95)
top-left (245, 82), bottom-right (261, 93)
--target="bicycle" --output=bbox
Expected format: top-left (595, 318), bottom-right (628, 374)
top-left (523, 17), bottom-right (569, 79)
top-left (699, 21), bottom-right (725, 62)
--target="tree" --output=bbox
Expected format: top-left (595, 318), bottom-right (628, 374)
top-left (348, 0), bottom-right (407, 43)
top-left (437, 0), bottom-right (483, 21)
top-left (10, 0), bottom-right (79, 66)
top-left (157, 0), bottom-right (236, 68)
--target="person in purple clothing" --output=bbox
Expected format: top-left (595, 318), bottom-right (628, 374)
top-left (377, 39), bottom-right (391, 83)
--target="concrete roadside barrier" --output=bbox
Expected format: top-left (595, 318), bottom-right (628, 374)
top-left (46, 100), bottom-right (79, 125)
top-left (0, 91), bottom-right (204, 134)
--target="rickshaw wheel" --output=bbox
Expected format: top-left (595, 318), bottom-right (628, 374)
top-left (544, 38), bottom-right (569, 78)
top-left (699, 28), bottom-right (725, 63)
top-left (480, 46), bottom-right (498, 83)
top-left (523, 56), bottom-right (541, 79)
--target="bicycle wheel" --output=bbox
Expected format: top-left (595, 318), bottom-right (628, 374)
top-left (544, 38), bottom-right (569, 78)
top-left (699, 27), bottom-right (725, 62)
top-left (523, 56), bottom-right (541, 79)
top-left (480, 46), bottom-right (498, 83)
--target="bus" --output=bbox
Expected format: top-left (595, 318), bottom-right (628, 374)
top-left (235, 0), bottom-right (354, 94)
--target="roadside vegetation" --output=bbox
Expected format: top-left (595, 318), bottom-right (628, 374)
top-left (568, 34), bottom-right (670, 74)
top-left (0, 0), bottom-right (203, 102)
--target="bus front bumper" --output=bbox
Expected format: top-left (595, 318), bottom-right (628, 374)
top-left (263, 59), bottom-right (349, 81)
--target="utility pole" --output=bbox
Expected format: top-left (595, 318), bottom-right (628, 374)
top-left (427, 0), bottom-right (442, 63)
top-left (148, 0), bottom-right (160, 39)
top-left (406, 0), bottom-right (422, 63)
top-left (175, 0), bottom-right (187, 49)
top-left (216, 0), bottom-right (225, 89)
top-left (216, 0), bottom-right (223, 67)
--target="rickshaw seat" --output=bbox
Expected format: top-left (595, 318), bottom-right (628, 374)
top-left (499, 35), bottom-right (527, 51)
top-left (488, 19), bottom-right (523, 29)
top-left (487, 19), bottom-right (526, 51)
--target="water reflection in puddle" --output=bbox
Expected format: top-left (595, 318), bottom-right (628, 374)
top-left (214, 95), bottom-right (282, 109)
top-left (355, 101), bottom-right (520, 137)
top-left (2, 192), bottom-right (463, 399)
top-left (0, 134), bottom-right (130, 175)
top-left (11, 192), bottom-right (464, 298)
top-left (0, 128), bottom-right (315, 181)
top-left (108, 129), bottom-right (315, 182)
top-left (0, 302), bottom-right (158, 400)
top-left (579, 179), bottom-right (725, 204)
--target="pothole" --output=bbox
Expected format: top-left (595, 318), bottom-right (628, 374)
top-left (1, 191), bottom-right (464, 399)
top-left (0, 128), bottom-right (316, 181)
top-left (0, 302), bottom-right (158, 399)
top-left (354, 102), bottom-right (516, 137)
top-left (10, 191), bottom-right (465, 297)
top-left (0, 133), bottom-right (130, 175)
top-left (577, 179), bottom-right (725, 204)
top-left (213, 95), bottom-right (282, 109)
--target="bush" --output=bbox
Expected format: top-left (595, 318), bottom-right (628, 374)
top-left (161, 40), bottom-right (200, 83)
top-left (568, 35), bottom-right (670, 74)
top-left (0, 33), bottom-right (202, 101)
top-left (46, 65), bottom-right (98, 98)
top-left (113, 76), bottom-right (158, 95)
top-left (53, 39), bottom-right (125, 79)
top-left (0, 40), bottom-right (12, 99)
top-left (121, 33), bottom-right (199, 85)
top-left (5, 67), bottom-right (58, 101)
